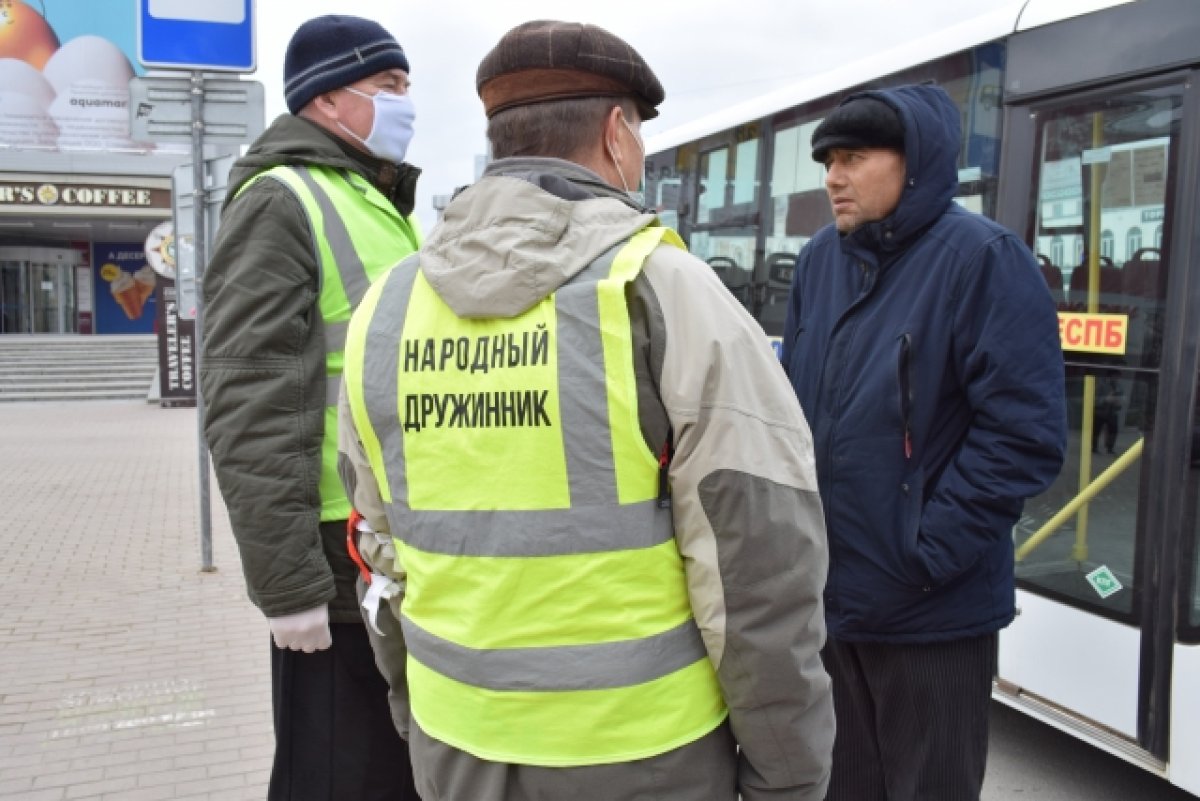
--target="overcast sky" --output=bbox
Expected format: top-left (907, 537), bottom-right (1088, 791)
top-left (251, 0), bottom-right (1016, 229)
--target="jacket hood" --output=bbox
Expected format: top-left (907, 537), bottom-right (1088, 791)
top-left (844, 84), bottom-right (961, 255)
top-left (420, 158), bottom-right (654, 318)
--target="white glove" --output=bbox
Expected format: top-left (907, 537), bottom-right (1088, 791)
top-left (268, 605), bottom-right (332, 653)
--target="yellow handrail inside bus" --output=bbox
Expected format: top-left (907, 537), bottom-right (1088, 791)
top-left (1078, 375), bottom-right (1096, 559)
top-left (1015, 436), bottom-right (1143, 562)
top-left (1073, 111), bottom-right (1105, 561)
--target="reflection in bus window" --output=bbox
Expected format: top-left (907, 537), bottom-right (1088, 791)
top-left (733, 139), bottom-right (759, 205)
top-left (696, 126), bottom-right (760, 228)
top-left (1016, 87), bottom-right (1182, 618)
top-left (697, 148), bottom-right (727, 225)
top-left (766, 119), bottom-right (827, 261)
top-left (1127, 226), bottom-right (1142, 255)
top-left (1018, 368), bottom-right (1146, 616)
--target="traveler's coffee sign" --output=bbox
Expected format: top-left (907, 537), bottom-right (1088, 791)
top-left (0, 179), bottom-right (170, 210)
top-left (155, 277), bottom-right (196, 407)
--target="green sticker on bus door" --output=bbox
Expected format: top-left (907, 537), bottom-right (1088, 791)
top-left (1086, 566), bottom-right (1123, 599)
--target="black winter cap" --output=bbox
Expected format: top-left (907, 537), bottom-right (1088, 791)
top-left (811, 95), bottom-right (905, 162)
top-left (284, 15), bottom-right (410, 115)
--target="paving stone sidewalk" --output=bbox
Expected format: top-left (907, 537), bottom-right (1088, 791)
top-left (0, 401), bottom-right (272, 800)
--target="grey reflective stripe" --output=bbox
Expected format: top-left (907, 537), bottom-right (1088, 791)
top-left (362, 266), bottom-right (420, 514)
top-left (327, 374), bottom-right (342, 407)
top-left (401, 615), bottom-right (707, 692)
top-left (397, 502), bottom-right (671, 556)
top-left (325, 320), bottom-right (349, 406)
top-left (289, 167), bottom-right (372, 307)
top-left (325, 320), bottom-right (348, 354)
top-left (554, 243), bottom-right (622, 507)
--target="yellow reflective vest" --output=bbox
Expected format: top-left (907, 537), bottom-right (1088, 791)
top-left (344, 225), bottom-right (727, 766)
top-left (243, 164), bottom-right (420, 522)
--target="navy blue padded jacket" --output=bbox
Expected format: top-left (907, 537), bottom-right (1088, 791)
top-left (782, 84), bottom-right (1067, 643)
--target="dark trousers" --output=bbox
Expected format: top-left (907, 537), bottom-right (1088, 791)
top-left (269, 622), bottom-right (420, 801)
top-left (822, 633), bottom-right (997, 801)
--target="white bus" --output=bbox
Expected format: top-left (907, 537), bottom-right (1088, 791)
top-left (645, 0), bottom-right (1200, 794)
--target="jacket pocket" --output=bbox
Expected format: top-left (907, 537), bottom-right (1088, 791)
top-left (899, 465), bottom-right (933, 589)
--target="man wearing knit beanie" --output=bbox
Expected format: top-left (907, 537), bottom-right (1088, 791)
top-left (337, 19), bottom-right (833, 801)
top-left (782, 85), bottom-right (1065, 800)
top-left (201, 13), bottom-right (422, 801)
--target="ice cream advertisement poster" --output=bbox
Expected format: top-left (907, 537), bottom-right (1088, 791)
top-left (0, 0), bottom-right (183, 152)
top-left (93, 243), bottom-right (157, 334)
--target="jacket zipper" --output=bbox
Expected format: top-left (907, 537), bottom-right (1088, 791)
top-left (898, 332), bottom-right (913, 460)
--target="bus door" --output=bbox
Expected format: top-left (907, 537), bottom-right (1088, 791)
top-left (997, 74), bottom-right (1199, 772)
top-left (680, 124), bottom-right (763, 319)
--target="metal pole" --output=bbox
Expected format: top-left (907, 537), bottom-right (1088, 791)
top-left (1073, 111), bottom-right (1106, 564)
top-left (191, 70), bottom-right (216, 573)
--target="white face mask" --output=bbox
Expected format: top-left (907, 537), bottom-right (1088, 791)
top-left (338, 87), bottom-right (416, 164)
top-left (607, 114), bottom-right (647, 207)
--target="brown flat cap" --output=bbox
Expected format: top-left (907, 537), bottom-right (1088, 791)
top-left (477, 20), bottom-right (665, 119)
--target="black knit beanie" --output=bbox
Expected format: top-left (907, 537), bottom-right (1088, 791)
top-left (284, 15), bottom-right (410, 114)
top-left (811, 95), bottom-right (905, 163)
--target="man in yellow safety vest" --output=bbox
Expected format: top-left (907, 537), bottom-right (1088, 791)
top-left (201, 14), bottom-right (421, 800)
top-left (339, 19), bottom-right (833, 801)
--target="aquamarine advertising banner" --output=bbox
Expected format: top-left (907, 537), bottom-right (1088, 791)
top-left (0, 0), bottom-right (182, 152)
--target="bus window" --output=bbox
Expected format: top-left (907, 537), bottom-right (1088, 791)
top-left (759, 118), bottom-right (828, 335)
top-left (690, 125), bottom-right (761, 309)
top-left (697, 131), bottom-right (759, 227)
top-left (765, 119), bottom-right (827, 257)
top-left (1015, 86), bottom-right (1183, 619)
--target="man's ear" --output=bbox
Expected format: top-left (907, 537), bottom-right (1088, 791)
top-left (603, 105), bottom-right (626, 163)
top-left (310, 90), bottom-right (342, 123)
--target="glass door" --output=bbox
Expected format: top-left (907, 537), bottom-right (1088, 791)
top-left (1000, 80), bottom-right (1185, 754)
top-left (0, 249), bottom-right (80, 334)
top-left (31, 260), bottom-right (74, 333)
top-left (0, 260), bottom-right (27, 333)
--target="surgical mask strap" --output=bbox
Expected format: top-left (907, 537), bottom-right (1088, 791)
top-left (609, 114), bottom-right (646, 206)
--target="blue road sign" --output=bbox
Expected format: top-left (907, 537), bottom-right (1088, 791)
top-left (137, 0), bottom-right (255, 72)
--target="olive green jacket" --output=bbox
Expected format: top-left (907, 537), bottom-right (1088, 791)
top-left (201, 114), bottom-right (419, 623)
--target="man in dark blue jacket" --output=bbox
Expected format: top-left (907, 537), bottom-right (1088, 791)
top-left (781, 84), bottom-right (1066, 801)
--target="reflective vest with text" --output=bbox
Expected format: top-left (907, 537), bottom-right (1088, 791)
top-left (243, 164), bottom-right (420, 522)
top-left (344, 225), bottom-right (727, 766)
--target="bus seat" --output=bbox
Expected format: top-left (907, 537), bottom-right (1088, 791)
top-left (759, 253), bottom-right (797, 337)
top-left (706, 256), bottom-right (752, 308)
top-left (1037, 254), bottom-right (1064, 304)
top-left (1069, 255), bottom-right (1120, 297)
top-left (766, 252), bottom-right (796, 289)
top-left (1121, 248), bottom-right (1163, 298)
